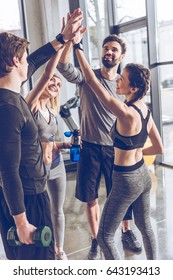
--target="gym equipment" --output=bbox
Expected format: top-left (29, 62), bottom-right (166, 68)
top-left (60, 96), bottom-right (81, 162)
top-left (60, 96), bottom-right (80, 132)
top-left (7, 226), bottom-right (52, 247)
top-left (64, 129), bottom-right (81, 162)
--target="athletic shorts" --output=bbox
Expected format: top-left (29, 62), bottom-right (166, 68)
top-left (75, 141), bottom-right (114, 202)
top-left (75, 141), bottom-right (133, 220)
top-left (0, 188), bottom-right (55, 260)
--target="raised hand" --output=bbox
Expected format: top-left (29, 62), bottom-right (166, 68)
top-left (61, 8), bottom-right (83, 42)
top-left (72, 26), bottom-right (87, 45)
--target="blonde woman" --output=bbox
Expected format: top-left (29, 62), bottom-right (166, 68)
top-left (25, 49), bottom-right (71, 260)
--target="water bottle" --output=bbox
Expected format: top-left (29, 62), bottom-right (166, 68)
top-left (64, 129), bottom-right (80, 162)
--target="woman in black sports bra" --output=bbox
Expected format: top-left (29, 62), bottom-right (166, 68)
top-left (75, 39), bottom-right (163, 260)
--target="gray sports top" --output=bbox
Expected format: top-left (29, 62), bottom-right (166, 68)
top-left (34, 109), bottom-right (57, 142)
top-left (57, 62), bottom-right (124, 146)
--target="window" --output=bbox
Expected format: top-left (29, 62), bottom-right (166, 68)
top-left (157, 0), bottom-right (173, 62)
top-left (155, 0), bottom-right (173, 165)
top-left (86, 0), bottom-right (109, 68)
top-left (115, 0), bottom-right (146, 24)
top-left (0, 0), bottom-right (23, 36)
top-left (120, 27), bottom-right (148, 67)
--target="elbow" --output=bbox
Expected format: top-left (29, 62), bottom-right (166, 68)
top-left (160, 146), bottom-right (164, 155)
top-left (156, 145), bottom-right (164, 155)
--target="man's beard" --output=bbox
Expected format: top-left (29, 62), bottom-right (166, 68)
top-left (102, 57), bottom-right (117, 69)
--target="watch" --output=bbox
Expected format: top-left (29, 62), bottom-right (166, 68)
top-left (56, 33), bottom-right (65, 45)
top-left (74, 43), bottom-right (84, 51)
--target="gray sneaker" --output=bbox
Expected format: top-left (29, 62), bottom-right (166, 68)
top-left (55, 251), bottom-right (68, 260)
top-left (88, 238), bottom-right (100, 260)
top-left (121, 230), bottom-right (142, 252)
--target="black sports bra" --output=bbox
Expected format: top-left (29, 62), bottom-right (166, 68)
top-left (110, 104), bottom-right (151, 150)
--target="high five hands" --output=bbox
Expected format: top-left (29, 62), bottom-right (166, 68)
top-left (61, 8), bottom-right (87, 45)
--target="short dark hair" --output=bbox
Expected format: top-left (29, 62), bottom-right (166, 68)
top-left (0, 32), bottom-right (29, 78)
top-left (102, 34), bottom-right (127, 55)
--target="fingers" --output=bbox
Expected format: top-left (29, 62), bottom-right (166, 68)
top-left (61, 17), bottom-right (65, 33)
top-left (67, 12), bottom-right (71, 21)
top-left (81, 26), bottom-right (87, 34)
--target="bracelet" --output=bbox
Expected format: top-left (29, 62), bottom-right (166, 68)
top-left (56, 33), bottom-right (66, 45)
top-left (73, 42), bottom-right (84, 51)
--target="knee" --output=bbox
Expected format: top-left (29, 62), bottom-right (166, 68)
top-left (52, 207), bottom-right (64, 217)
top-left (86, 199), bottom-right (98, 208)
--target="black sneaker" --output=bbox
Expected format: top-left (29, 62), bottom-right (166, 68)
top-left (88, 237), bottom-right (100, 260)
top-left (121, 230), bottom-right (142, 252)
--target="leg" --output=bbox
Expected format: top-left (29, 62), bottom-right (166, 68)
top-left (47, 157), bottom-right (67, 260)
top-left (98, 166), bottom-right (145, 259)
top-left (86, 199), bottom-right (100, 239)
top-left (121, 205), bottom-right (142, 252)
top-left (133, 165), bottom-right (156, 259)
top-left (97, 172), bottom-right (136, 259)
top-left (17, 192), bottom-right (54, 260)
top-left (0, 188), bottom-right (16, 259)
top-left (0, 186), bottom-right (54, 260)
top-left (101, 146), bottom-right (142, 252)
top-left (75, 141), bottom-right (102, 260)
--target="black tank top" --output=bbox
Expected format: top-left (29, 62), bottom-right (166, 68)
top-left (110, 104), bottom-right (151, 150)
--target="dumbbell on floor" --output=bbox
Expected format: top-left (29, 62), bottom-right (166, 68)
top-left (7, 226), bottom-right (52, 247)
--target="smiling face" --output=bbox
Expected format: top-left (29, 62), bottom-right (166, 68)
top-left (116, 69), bottom-right (133, 96)
top-left (42, 75), bottom-right (62, 99)
top-left (101, 41), bottom-right (124, 69)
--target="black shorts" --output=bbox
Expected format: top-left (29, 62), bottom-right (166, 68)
top-left (75, 141), bottom-right (114, 202)
top-left (0, 188), bottom-right (55, 260)
top-left (75, 141), bottom-right (133, 220)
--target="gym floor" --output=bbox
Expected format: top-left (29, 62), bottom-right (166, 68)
top-left (0, 164), bottom-right (173, 260)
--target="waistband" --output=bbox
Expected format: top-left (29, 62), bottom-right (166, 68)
top-left (113, 158), bottom-right (144, 172)
top-left (82, 140), bottom-right (112, 148)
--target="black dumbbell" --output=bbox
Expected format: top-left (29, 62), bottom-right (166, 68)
top-left (7, 226), bottom-right (52, 247)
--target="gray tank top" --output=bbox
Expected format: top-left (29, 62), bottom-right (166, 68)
top-left (33, 109), bottom-right (57, 142)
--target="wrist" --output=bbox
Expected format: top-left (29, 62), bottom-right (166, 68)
top-left (13, 212), bottom-right (28, 229)
top-left (56, 33), bottom-right (66, 45)
top-left (73, 42), bottom-right (84, 51)
top-left (61, 142), bottom-right (66, 149)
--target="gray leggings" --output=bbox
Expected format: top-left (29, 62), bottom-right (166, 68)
top-left (46, 154), bottom-right (66, 248)
top-left (97, 160), bottom-right (156, 260)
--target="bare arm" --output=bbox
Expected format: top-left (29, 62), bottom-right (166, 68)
top-left (143, 117), bottom-right (164, 156)
top-left (59, 40), bottom-right (73, 64)
top-left (75, 45), bottom-right (129, 119)
top-left (25, 49), bottom-right (64, 111)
